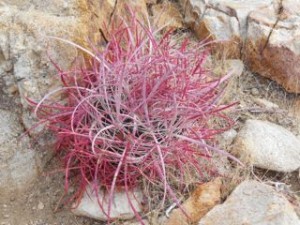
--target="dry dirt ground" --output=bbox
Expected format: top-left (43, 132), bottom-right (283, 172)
top-left (0, 67), bottom-right (299, 225)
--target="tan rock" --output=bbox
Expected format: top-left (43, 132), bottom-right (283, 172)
top-left (199, 180), bottom-right (300, 225)
top-left (244, 1), bottom-right (300, 93)
top-left (151, 2), bottom-right (183, 30)
top-left (179, 0), bottom-right (273, 59)
top-left (110, 0), bottom-right (148, 26)
top-left (166, 178), bottom-right (222, 225)
top-left (180, 0), bottom-right (300, 93)
top-left (0, 0), bottom-right (112, 193)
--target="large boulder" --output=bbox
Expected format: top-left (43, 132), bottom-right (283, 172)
top-left (199, 180), bottom-right (300, 225)
top-left (0, 0), bottom-right (112, 193)
top-left (0, 0), bottom-right (150, 196)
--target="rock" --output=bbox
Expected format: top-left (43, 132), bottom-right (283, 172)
top-left (151, 2), bottom-right (183, 30)
top-left (232, 119), bottom-right (300, 172)
top-left (110, 0), bottom-right (148, 27)
top-left (145, 0), bottom-right (157, 4)
top-left (179, 0), bottom-right (300, 93)
top-left (37, 201), bottom-right (44, 210)
top-left (0, 109), bottom-right (39, 194)
top-left (166, 178), bottom-right (222, 225)
top-left (218, 129), bottom-right (237, 148)
top-left (72, 187), bottom-right (143, 221)
top-left (0, 0), bottom-right (112, 193)
top-left (244, 0), bottom-right (300, 93)
top-left (199, 180), bottom-right (300, 225)
top-left (180, 0), bottom-right (273, 58)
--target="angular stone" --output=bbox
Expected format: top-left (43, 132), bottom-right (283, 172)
top-left (199, 180), bottom-right (300, 225)
top-left (180, 0), bottom-right (273, 58)
top-left (180, 0), bottom-right (300, 93)
top-left (232, 119), bottom-right (300, 172)
top-left (244, 0), bottom-right (300, 93)
top-left (166, 178), bottom-right (222, 225)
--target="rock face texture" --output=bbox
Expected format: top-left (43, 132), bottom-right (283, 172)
top-left (151, 1), bottom-right (183, 30)
top-left (232, 119), bottom-right (300, 172)
top-left (244, 0), bottom-right (300, 93)
top-left (180, 0), bottom-right (300, 93)
top-left (0, 109), bottom-right (39, 194)
top-left (0, 0), bottom-right (115, 193)
top-left (0, 0), bottom-right (154, 196)
top-left (198, 180), bottom-right (300, 225)
top-left (166, 178), bottom-right (222, 225)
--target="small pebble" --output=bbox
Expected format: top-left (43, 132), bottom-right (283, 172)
top-left (251, 87), bottom-right (259, 96)
top-left (3, 214), bottom-right (9, 218)
top-left (38, 201), bottom-right (45, 210)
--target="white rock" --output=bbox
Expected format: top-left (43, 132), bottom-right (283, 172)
top-left (232, 119), bottom-right (300, 172)
top-left (199, 180), bottom-right (300, 225)
top-left (37, 201), bottom-right (44, 210)
top-left (218, 129), bottom-right (237, 147)
top-left (72, 187), bottom-right (143, 221)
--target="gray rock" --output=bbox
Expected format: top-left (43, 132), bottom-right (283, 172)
top-left (0, 109), bottom-right (39, 194)
top-left (72, 187), bottom-right (143, 221)
top-left (232, 119), bottom-right (300, 172)
top-left (0, 0), bottom-right (110, 194)
top-left (199, 180), bottom-right (300, 225)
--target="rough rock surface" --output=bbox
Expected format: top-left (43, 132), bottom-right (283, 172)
top-left (72, 187), bottom-right (143, 221)
top-left (232, 119), bottom-right (300, 172)
top-left (0, 0), bottom-right (115, 193)
top-left (179, 0), bottom-right (300, 93)
top-left (0, 0), bottom-right (152, 194)
top-left (0, 109), bottom-right (39, 194)
top-left (166, 178), bottom-right (222, 225)
top-left (151, 1), bottom-right (183, 30)
top-left (244, 0), bottom-right (300, 93)
top-left (199, 180), bottom-right (300, 225)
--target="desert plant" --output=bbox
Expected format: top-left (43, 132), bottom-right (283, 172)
top-left (32, 15), bottom-right (238, 223)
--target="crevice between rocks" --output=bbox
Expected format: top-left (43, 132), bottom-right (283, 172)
top-left (261, 0), bottom-right (284, 54)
